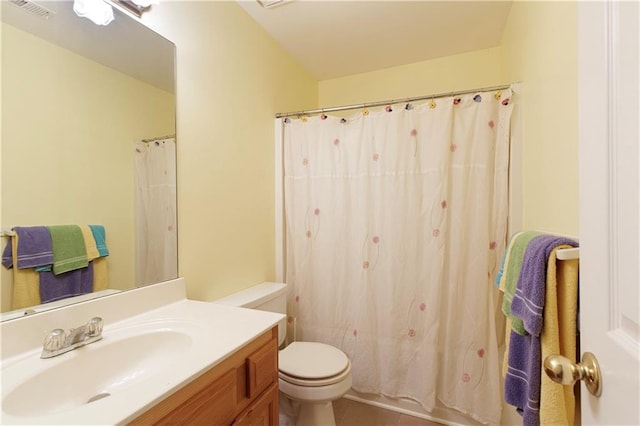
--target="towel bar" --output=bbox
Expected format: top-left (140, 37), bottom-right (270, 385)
top-left (0, 228), bottom-right (16, 237)
top-left (556, 247), bottom-right (579, 260)
top-left (532, 230), bottom-right (580, 260)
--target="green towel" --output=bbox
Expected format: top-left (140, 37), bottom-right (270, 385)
top-left (501, 230), bottom-right (542, 335)
top-left (48, 225), bottom-right (88, 275)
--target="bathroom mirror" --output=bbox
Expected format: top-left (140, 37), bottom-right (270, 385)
top-left (0, 0), bottom-right (176, 320)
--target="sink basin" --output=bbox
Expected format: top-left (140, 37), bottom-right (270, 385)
top-left (2, 320), bottom-right (194, 418)
top-left (1, 288), bottom-right (284, 426)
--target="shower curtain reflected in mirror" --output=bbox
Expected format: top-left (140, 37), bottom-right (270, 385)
top-left (134, 138), bottom-right (177, 286)
top-left (283, 88), bottom-right (514, 424)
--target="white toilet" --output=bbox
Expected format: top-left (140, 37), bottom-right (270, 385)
top-left (215, 282), bottom-right (352, 426)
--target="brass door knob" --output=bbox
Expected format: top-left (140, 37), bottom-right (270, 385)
top-left (543, 352), bottom-right (602, 397)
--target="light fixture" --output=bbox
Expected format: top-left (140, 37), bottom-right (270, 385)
top-left (257, 0), bottom-right (293, 9)
top-left (73, 0), bottom-right (114, 25)
top-left (108, 0), bottom-right (158, 17)
top-left (130, 0), bottom-right (158, 7)
top-left (73, 0), bottom-right (158, 25)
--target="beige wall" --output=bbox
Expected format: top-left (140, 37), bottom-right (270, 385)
top-left (319, 47), bottom-right (503, 107)
top-left (143, 2), bottom-right (317, 302)
top-left (1, 23), bottom-right (175, 310)
top-left (501, 1), bottom-right (578, 236)
top-left (319, 2), bottom-right (579, 237)
top-left (139, 0), bottom-right (577, 302)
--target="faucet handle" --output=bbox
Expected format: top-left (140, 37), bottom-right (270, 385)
top-left (43, 329), bottom-right (66, 351)
top-left (86, 317), bottom-right (103, 337)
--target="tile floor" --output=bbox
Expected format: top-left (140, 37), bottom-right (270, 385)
top-left (333, 398), bottom-right (443, 426)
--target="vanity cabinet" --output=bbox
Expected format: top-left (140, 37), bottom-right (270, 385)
top-left (130, 327), bottom-right (279, 425)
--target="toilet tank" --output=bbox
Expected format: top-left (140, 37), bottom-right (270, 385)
top-left (214, 282), bottom-right (287, 346)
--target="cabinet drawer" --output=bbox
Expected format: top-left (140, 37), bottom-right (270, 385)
top-left (167, 367), bottom-right (237, 425)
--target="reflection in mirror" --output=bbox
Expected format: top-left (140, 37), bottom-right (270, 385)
top-left (134, 137), bottom-right (177, 286)
top-left (1, 0), bottom-right (176, 320)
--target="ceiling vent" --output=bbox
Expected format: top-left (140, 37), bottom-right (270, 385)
top-left (8, 0), bottom-right (55, 19)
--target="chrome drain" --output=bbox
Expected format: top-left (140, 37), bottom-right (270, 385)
top-left (87, 392), bottom-right (111, 403)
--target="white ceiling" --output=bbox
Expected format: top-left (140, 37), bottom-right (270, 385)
top-left (3, 1), bottom-right (512, 89)
top-left (237, 0), bottom-right (513, 81)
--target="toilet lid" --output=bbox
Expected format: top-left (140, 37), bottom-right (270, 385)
top-left (279, 341), bottom-right (349, 379)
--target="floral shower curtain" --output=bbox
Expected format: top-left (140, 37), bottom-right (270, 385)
top-left (134, 138), bottom-right (177, 286)
top-left (283, 88), bottom-right (514, 424)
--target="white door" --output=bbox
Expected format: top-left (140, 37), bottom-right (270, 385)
top-left (578, 1), bottom-right (640, 424)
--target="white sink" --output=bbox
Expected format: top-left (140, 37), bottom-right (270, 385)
top-left (2, 319), bottom-right (196, 419)
top-left (0, 281), bottom-right (284, 425)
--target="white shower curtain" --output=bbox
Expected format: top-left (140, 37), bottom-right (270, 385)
top-left (134, 138), bottom-right (177, 286)
top-left (283, 88), bottom-right (514, 424)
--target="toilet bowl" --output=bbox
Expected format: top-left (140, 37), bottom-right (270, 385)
top-left (278, 341), bottom-right (352, 425)
top-left (214, 283), bottom-right (352, 426)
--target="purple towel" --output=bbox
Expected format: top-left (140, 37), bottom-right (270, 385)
top-left (39, 261), bottom-right (94, 304)
top-left (1, 227), bottom-right (54, 270)
top-left (505, 331), bottom-right (540, 425)
top-left (504, 234), bottom-right (578, 425)
top-left (511, 235), bottom-right (578, 336)
top-left (2, 241), bottom-right (12, 268)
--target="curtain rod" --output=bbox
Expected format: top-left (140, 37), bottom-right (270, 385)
top-left (140, 134), bottom-right (176, 143)
top-left (275, 84), bottom-right (513, 119)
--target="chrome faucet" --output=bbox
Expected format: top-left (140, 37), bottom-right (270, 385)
top-left (41, 317), bottom-right (104, 359)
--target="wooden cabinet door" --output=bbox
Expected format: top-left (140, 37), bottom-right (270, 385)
top-left (246, 335), bottom-right (278, 399)
top-left (129, 328), bottom-right (278, 426)
top-left (233, 383), bottom-right (279, 426)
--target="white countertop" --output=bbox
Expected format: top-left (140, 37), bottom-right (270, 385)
top-left (0, 289), bottom-right (122, 322)
top-left (0, 278), bottom-right (283, 425)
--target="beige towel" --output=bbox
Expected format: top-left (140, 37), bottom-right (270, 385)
top-left (10, 234), bottom-right (41, 309)
top-left (502, 316), bottom-right (512, 378)
top-left (540, 247), bottom-right (579, 425)
top-left (80, 225), bottom-right (100, 261)
top-left (80, 225), bottom-right (108, 291)
top-left (92, 257), bottom-right (109, 292)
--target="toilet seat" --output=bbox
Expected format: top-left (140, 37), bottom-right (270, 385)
top-left (279, 361), bottom-right (352, 387)
top-left (279, 342), bottom-right (351, 387)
